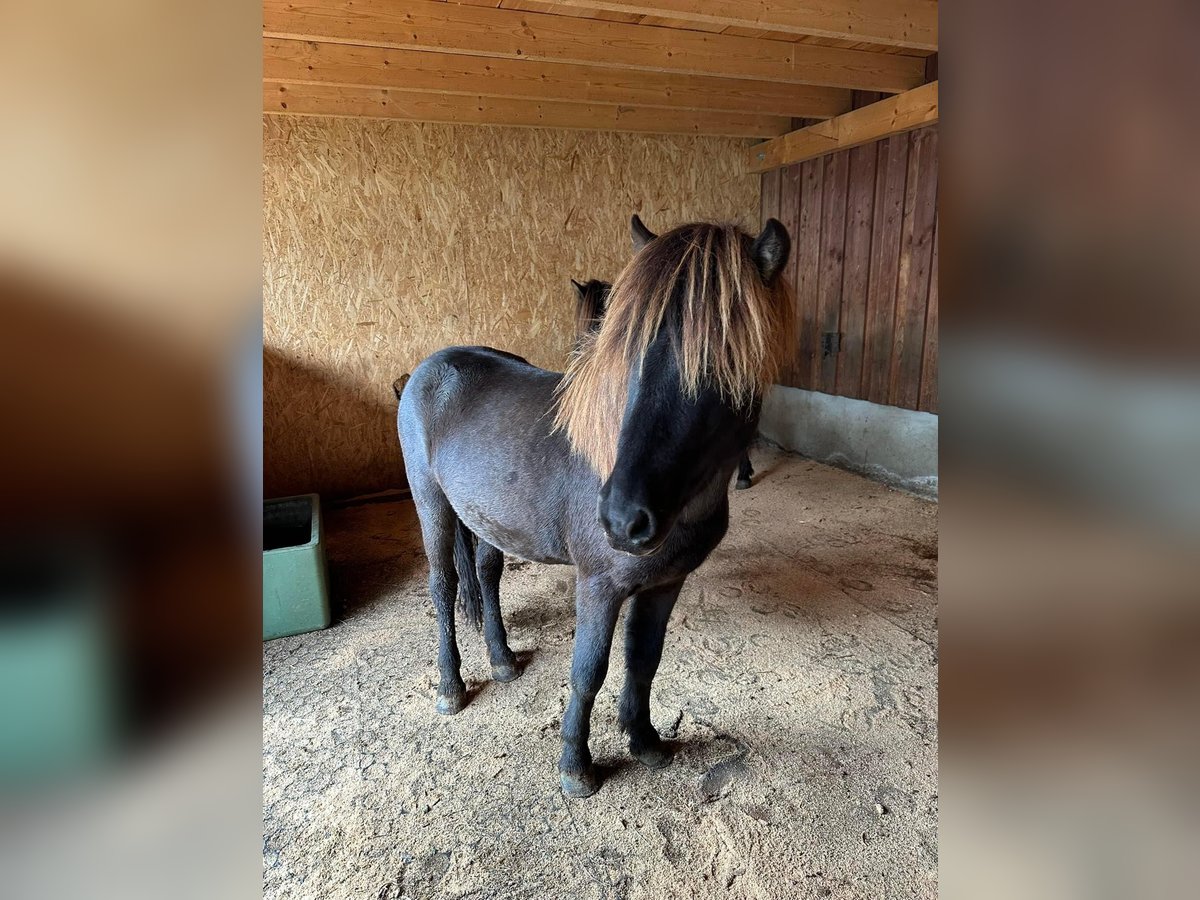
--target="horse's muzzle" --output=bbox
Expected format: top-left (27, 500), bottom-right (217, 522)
top-left (598, 491), bottom-right (663, 555)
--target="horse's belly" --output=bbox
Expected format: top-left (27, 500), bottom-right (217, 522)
top-left (456, 500), bottom-right (569, 565)
top-left (463, 508), bottom-right (571, 564)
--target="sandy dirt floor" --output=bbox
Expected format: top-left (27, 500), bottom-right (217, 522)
top-left (263, 446), bottom-right (938, 899)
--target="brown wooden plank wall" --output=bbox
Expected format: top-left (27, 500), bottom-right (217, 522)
top-left (763, 95), bottom-right (938, 412)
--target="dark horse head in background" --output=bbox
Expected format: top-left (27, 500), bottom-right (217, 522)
top-left (569, 278), bottom-right (612, 348)
top-left (570, 217), bottom-right (757, 491)
top-left (397, 215), bottom-right (792, 797)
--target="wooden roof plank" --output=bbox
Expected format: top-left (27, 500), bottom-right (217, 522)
top-left (264, 81), bottom-right (794, 137)
top-left (263, 0), bottom-right (926, 92)
top-left (746, 80), bottom-right (937, 173)
top-left (264, 37), bottom-right (852, 118)
top-left (533, 1), bottom-right (938, 52)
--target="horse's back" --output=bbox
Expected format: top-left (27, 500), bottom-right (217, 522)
top-left (399, 346), bottom-right (555, 438)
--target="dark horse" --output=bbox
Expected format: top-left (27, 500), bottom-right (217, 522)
top-left (397, 216), bottom-right (793, 797)
top-left (571, 269), bottom-right (757, 489)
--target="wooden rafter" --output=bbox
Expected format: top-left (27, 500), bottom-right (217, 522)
top-left (746, 80), bottom-right (937, 173)
top-left (264, 82), bottom-right (793, 137)
top-left (535, 1), bottom-right (938, 52)
top-left (263, 0), bottom-right (927, 93)
top-left (264, 38), bottom-right (853, 118)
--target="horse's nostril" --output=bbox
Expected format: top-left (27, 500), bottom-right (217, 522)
top-left (625, 508), bottom-right (655, 543)
top-left (599, 493), bottom-right (658, 549)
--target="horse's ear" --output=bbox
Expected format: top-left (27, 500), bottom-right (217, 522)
top-left (631, 214), bottom-right (658, 252)
top-left (751, 218), bottom-right (791, 284)
top-left (571, 278), bottom-right (587, 300)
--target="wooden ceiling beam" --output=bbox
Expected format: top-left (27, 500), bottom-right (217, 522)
top-left (263, 0), bottom-right (926, 93)
top-left (264, 38), bottom-right (853, 118)
top-left (535, 1), bottom-right (938, 52)
top-left (746, 80), bottom-right (937, 173)
top-left (264, 82), bottom-right (794, 137)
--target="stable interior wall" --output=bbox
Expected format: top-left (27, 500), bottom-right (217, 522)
top-left (755, 90), bottom-right (938, 496)
top-left (264, 117), bottom-right (759, 500)
top-left (761, 105), bottom-right (938, 414)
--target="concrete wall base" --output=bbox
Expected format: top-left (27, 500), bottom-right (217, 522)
top-left (758, 385), bottom-right (938, 500)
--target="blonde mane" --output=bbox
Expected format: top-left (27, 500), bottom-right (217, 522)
top-left (553, 222), bottom-right (795, 476)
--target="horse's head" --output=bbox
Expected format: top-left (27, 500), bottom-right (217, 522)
top-left (570, 278), bottom-right (612, 342)
top-left (556, 216), bottom-right (793, 556)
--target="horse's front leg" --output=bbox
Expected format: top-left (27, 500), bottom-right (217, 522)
top-left (617, 579), bottom-right (684, 768)
top-left (559, 574), bottom-right (624, 799)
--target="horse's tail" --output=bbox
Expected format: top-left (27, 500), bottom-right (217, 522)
top-left (452, 517), bottom-right (484, 632)
top-left (392, 374), bottom-right (410, 401)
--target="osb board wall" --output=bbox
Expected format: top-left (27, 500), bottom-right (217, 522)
top-left (264, 116), bottom-right (759, 499)
top-left (761, 120), bottom-right (938, 413)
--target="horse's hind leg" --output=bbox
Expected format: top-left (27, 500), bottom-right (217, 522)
top-left (618, 579), bottom-right (684, 769)
top-left (735, 452), bottom-right (754, 490)
top-left (413, 487), bottom-right (468, 714)
top-left (475, 541), bottom-right (519, 682)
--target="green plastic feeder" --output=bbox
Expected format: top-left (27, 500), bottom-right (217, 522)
top-left (263, 494), bottom-right (330, 640)
top-left (0, 550), bottom-right (115, 782)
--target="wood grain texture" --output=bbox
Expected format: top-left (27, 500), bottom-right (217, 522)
top-left (491, 0), bottom-right (643, 24)
top-left (476, 0), bottom-right (935, 55)
top-left (264, 115), bottom-right (759, 498)
top-left (264, 82), bottom-right (792, 136)
top-left (536, 0), bottom-right (939, 51)
top-left (835, 141), bottom-right (877, 398)
top-left (888, 126), bottom-right (936, 408)
top-left (263, 0), bottom-right (927, 92)
top-left (777, 163), bottom-right (803, 384)
top-left (760, 167), bottom-right (782, 230)
top-left (862, 131), bottom-right (909, 405)
top-left (264, 37), bottom-right (852, 118)
top-left (814, 151), bottom-right (849, 392)
top-left (919, 214), bottom-right (938, 412)
top-left (766, 124), bottom-right (936, 412)
top-left (746, 80), bottom-right (937, 173)
top-left (793, 157), bottom-right (823, 391)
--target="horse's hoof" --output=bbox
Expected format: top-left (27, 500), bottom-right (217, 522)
top-left (560, 769), bottom-right (600, 799)
top-left (435, 692), bottom-right (466, 715)
top-left (491, 662), bottom-right (520, 683)
top-left (631, 742), bottom-right (675, 769)
top-left (735, 478), bottom-right (752, 490)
